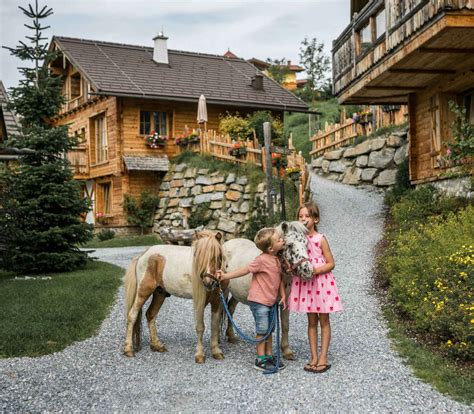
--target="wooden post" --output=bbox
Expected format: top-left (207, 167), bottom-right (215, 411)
top-left (263, 122), bottom-right (274, 222)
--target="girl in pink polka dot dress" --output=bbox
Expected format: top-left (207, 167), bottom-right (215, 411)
top-left (288, 202), bottom-right (343, 373)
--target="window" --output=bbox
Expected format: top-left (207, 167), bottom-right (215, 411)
top-left (97, 182), bottom-right (112, 214)
top-left (93, 114), bottom-right (108, 163)
top-left (375, 8), bottom-right (386, 39)
top-left (70, 73), bottom-right (81, 99)
top-left (357, 21), bottom-right (372, 55)
top-left (140, 111), bottom-right (168, 136)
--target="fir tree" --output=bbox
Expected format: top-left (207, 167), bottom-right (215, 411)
top-left (0, 1), bottom-right (93, 274)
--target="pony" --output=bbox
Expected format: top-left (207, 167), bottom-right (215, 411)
top-left (222, 221), bottom-right (312, 360)
top-left (123, 230), bottom-right (225, 363)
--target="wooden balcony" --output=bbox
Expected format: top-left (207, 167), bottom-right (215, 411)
top-left (332, 0), bottom-right (474, 104)
top-left (59, 95), bottom-right (88, 115)
top-left (67, 146), bottom-right (89, 178)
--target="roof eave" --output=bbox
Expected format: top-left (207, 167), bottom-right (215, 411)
top-left (92, 91), bottom-right (309, 112)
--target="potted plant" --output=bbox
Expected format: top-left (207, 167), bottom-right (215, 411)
top-left (145, 131), bottom-right (168, 148)
top-left (95, 212), bottom-right (111, 225)
top-left (285, 166), bottom-right (301, 180)
top-left (229, 141), bottom-right (247, 157)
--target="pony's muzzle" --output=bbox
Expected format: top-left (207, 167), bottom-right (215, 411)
top-left (201, 271), bottom-right (220, 291)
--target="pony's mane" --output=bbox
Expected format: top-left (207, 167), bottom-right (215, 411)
top-left (192, 231), bottom-right (223, 273)
top-left (278, 221), bottom-right (308, 235)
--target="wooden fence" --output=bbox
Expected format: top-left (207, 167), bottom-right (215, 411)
top-left (178, 129), bottom-right (307, 205)
top-left (310, 105), bottom-right (408, 158)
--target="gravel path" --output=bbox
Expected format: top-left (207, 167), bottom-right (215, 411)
top-left (1, 174), bottom-right (471, 413)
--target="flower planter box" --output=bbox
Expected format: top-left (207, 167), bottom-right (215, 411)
top-left (229, 147), bottom-right (247, 157)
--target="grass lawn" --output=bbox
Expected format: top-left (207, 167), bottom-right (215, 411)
top-left (82, 234), bottom-right (162, 248)
top-left (383, 305), bottom-right (473, 405)
top-left (0, 260), bottom-right (123, 358)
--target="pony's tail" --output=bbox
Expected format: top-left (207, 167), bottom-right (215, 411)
top-left (192, 254), bottom-right (207, 322)
top-left (124, 255), bottom-right (142, 351)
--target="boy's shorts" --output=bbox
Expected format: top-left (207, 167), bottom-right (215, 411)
top-left (249, 301), bottom-right (274, 335)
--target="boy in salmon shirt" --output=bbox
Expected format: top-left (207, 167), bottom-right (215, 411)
top-left (217, 227), bottom-right (287, 371)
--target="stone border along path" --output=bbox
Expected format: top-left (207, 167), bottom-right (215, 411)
top-left (0, 174), bottom-right (470, 413)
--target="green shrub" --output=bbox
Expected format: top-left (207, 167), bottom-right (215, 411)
top-left (247, 111), bottom-right (285, 146)
top-left (381, 204), bottom-right (474, 361)
top-left (390, 186), bottom-right (471, 231)
top-left (384, 158), bottom-right (411, 206)
top-left (123, 191), bottom-right (160, 235)
top-left (219, 113), bottom-right (252, 140)
top-left (96, 229), bottom-right (115, 241)
top-left (188, 202), bottom-right (212, 229)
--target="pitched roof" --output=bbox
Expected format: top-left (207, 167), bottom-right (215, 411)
top-left (0, 81), bottom-right (20, 141)
top-left (52, 36), bottom-right (308, 112)
top-left (123, 155), bottom-right (169, 172)
top-left (247, 58), bottom-right (305, 72)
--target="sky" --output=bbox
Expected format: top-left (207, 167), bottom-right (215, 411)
top-left (0, 0), bottom-right (349, 91)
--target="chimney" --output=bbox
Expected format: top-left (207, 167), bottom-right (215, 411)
top-left (153, 32), bottom-right (169, 65)
top-left (251, 73), bottom-right (264, 91)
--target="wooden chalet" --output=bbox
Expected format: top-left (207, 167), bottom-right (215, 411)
top-left (48, 35), bottom-right (308, 228)
top-left (332, 0), bottom-right (474, 184)
top-left (0, 81), bottom-right (32, 165)
top-left (247, 58), bottom-right (306, 91)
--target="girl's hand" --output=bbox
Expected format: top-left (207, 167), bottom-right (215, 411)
top-left (216, 270), bottom-right (225, 280)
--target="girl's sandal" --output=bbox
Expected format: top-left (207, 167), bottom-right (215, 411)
top-left (313, 364), bottom-right (331, 373)
top-left (303, 362), bottom-right (318, 372)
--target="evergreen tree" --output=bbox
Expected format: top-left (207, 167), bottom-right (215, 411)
top-left (0, 1), bottom-right (93, 274)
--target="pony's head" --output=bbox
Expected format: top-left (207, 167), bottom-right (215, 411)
top-left (192, 230), bottom-right (224, 291)
top-left (277, 221), bottom-right (313, 281)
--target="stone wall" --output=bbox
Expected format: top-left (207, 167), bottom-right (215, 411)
top-left (154, 163), bottom-right (267, 239)
top-left (311, 130), bottom-right (408, 187)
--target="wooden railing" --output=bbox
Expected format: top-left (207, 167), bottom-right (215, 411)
top-left (179, 129), bottom-right (308, 205)
top-left (332, 0), bottom-right (474, 95)
top-left (66, 146), bottom-right (89, 177)
top-left (310, 105), bottom-right (408, 157)
top-left (60, 95), bottom-right (87, 114)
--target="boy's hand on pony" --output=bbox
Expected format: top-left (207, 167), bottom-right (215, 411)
top-left (279, 295), bottom-right (287, 310)
top-left (216, 270), bottom-right (225, 280)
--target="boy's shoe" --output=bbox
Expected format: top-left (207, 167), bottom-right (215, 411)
top-left (254, 357), bottom-right (275, 372)
top-left (268, 356), bottom-right (286, 370)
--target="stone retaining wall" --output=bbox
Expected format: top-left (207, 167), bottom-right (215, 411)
top-left (154, 163), bottom-right (267, 239)
top-left (311, 130), bottom-right (408, 187)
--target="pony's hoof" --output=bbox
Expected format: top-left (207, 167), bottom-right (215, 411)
top-left (150, 344), bottom-right (167, 353)
top-left (282, 351), bottom-right (295, 360)
top-left (123, 350), bottom-right (135, 357)
top-left (195, 355), bottom-right (205, 364)
top-left (212, 352), bottom-right (225, 360)
top-left (227, 336), bottom-right (239, 344)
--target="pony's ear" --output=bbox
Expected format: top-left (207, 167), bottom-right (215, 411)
top-left (280, 221), bottom-right (289, 234)
top-left (193, 231), bottom-right (203, 241)
top-left (215, 232), bottom-right (223, 241)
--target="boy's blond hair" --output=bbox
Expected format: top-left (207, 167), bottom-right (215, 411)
top-left (254, 227), bottom-right (278, 253)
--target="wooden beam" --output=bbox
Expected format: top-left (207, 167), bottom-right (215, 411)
top-left (366, 86), bottom-right (425, 90)
top-left (388, 68), bottom-right (456, 75)
top-left (419, 47), bottom-right (474, 54)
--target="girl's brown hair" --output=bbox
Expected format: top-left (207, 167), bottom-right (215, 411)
top-left (297, 202), bottom-right (320, 230)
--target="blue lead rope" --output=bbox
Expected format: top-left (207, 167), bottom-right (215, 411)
top-left (219, 291), bottom-right (282, 375)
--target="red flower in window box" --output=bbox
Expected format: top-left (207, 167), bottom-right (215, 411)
top-left (145, 132), bottom-right (168, 148)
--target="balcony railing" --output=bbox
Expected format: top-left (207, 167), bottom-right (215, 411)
top-left (66, 146), bottom-right (89, 177)
top-left (332, 0), bottom-right (473, 96)
top-left (60, 95), bottom-right (87, 114)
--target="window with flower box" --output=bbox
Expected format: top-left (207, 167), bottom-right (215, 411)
top-left (95, 181), bottom-right (112, 224)
top-left (140, 111), bottom-right (169, 136)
